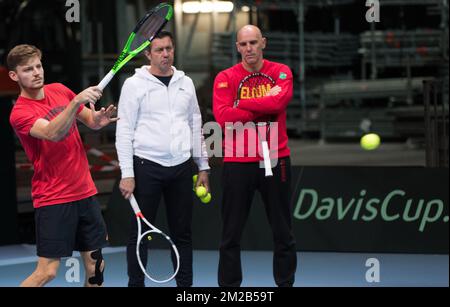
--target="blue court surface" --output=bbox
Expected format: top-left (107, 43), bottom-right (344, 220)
top-left (0, 245), bottom-right (447, 287)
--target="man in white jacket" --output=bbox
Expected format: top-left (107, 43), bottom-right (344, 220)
top-left (116, 31), bottom-right (210, 287)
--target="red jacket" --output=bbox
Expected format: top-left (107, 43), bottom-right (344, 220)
top-left (213, 60), bottom-right (293, 163)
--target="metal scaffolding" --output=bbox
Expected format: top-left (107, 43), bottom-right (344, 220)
top-left (424, 80), bottom-right (449, 167)
top-left (207, 0), bottom-right (449, 139)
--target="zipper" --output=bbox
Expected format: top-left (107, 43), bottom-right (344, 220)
top-left (167, 80), bottom-right (174, 165)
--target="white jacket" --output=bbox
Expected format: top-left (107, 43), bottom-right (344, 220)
top-left (116, 65), bottom-right (210, 178)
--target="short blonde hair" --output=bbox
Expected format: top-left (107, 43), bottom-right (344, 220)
top-left (7, 44), bottom-right (42, 71)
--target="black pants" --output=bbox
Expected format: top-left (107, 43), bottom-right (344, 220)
top-left (218, 157), bottom-right (297, 287)
top-left (127, 157), bottom-right (193, 287)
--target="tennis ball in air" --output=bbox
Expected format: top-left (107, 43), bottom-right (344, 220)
top-left (196, 186), bottom-right (207, 198)
top-left (360, 133), bottom-right (380, 150)
top-left (200, 193), bottom-right (211, 204)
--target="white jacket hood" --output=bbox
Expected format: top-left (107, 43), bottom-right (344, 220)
top-left (134, 65), bottom-right (185, 84)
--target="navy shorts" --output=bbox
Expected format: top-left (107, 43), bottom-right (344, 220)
top-left (35, 196), bottom-right (109, 258)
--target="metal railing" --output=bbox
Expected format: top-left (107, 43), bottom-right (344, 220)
top-left (423, 80), bottom-right (449, 167)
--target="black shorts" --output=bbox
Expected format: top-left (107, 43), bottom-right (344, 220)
top-left (35, 196), bottom-right (109, 258)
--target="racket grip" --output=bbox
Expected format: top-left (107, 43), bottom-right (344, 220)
top-left (97, 70), bottom-right (115, 91)
top-left (129, 194), bottom-right (142, 215)
top-left (261, 141), bottom-right (273, 177)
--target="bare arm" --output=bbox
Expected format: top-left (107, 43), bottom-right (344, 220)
top-left (30, 87), bottom-right (102, 142)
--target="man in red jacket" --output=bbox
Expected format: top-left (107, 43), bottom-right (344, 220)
top-left (213, 25), bottom-right (297, 287)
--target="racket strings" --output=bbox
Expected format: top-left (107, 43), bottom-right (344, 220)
top-left (138, 230), bottom-right (178, 282)
top-left (132, 14), bottom-right (166, 50)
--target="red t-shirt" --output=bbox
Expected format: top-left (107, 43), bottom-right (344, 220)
top-left (10, 83), bottom-right (97, 208)
top-left (213, 60), bottom-right (293, 163)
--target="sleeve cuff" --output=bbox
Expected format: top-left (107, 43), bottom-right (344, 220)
top-left (120, 167), bottom-right (135, 179)
top-left (195, 158), bottom-right (210, 172)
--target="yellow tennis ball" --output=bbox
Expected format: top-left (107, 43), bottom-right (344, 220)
top-left (196, 186), bottom-right (207, 198)
top-left (200, 193), bottom-right (211, 204)
top-left (192, 175), bottom-right (198, 191)
top-left (147, 235), bottom-right (152, 241)
top-left (361, 133), bottom-right (380, 150)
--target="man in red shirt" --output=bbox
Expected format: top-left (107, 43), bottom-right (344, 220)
top-left (8, 44), bottom-right (117, 287)
top-left (213, 25), bottom-right (297, 287)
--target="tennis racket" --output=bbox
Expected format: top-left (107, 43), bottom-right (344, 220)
top-left (97, 3), bottom-right (173, 90)
top-left (235, 72), bottom-right (275, 177)
top-left (129, 194), bottom-right (180, 283)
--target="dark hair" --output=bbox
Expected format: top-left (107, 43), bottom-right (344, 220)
top-left (7, 44), bottom-right (42, 71)
top-left (154, 30), bottom-right (174, 41)
top-left (147, 31), bottom-right (174, 51)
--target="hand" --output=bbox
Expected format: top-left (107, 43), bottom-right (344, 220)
top-left (119, 178), bottom-right (135, 200)
top-left (89, 103), bottom-right (119, 129)
top-left (195, 171), bottom-right (210, 193)
top-left (74, 86), bottom-right (102, 106)
top-left (266, 85), bottom-right (281, 97)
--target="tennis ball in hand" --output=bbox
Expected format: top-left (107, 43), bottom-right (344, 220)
top-left (200, 193), bottom-right (211, 204)
top-left (360, 133), bottom-right (381, 150)
top-left (192, 175), bottom-right (198, 191)
top-left (196, 186), bottom-right (207, 198)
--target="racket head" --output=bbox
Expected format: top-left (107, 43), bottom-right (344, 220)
top-left (130, 3), bottom-right (173, 52)
top-left (136, 227), bottom-right (180, 284)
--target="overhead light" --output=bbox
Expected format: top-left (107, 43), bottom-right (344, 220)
top-left (182, 1), bottom-right (234, 14)
top-left (241, 6), bottom-right (250, 12)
